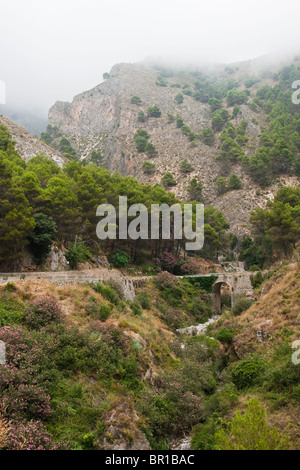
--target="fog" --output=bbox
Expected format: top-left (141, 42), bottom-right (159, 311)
top-left (1, 0), bottom-right (300, 124)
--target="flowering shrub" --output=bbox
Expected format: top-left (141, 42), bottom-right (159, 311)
top-left (1, 384), bottom-right (52, 420)
top-left (156, 251), bottom-right (177, 273)
top-left (24, 297), bottom-right (63, 329)
top-left (155, 272), bottom-right (180, 290)
top-left (6, 420), bottom-right (69, 450)
top-left (177, 259), bottom-right (199, 275)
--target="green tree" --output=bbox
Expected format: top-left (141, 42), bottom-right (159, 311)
top-left (215, 177), bottom-right (227, 195)
top-left (147, 106), bottom-right (161, 118)
top-left (228, 174), bottom-right (242, 190)
top-left (187, 178), bottom-right (203, 201)
top-left (175, 93), bottom-right (184, 104)
top-left (201, 128), bottom-right (214, 146)
top-left (27, 213), bottom-right (58, 264)
top-left (145, 142), bottom-right (158, 158)
top-left (131, 96), bottom-right (142, 105)
top-left (162, 172), bottom-right (177, 188)
top-left (180, 159), bottom-right (194, 173)
top-left (142, 161), bottom-right (156, 175)
top-left (138, 111), bottom-right (146, 123)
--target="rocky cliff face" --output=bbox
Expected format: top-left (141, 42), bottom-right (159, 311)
top-left (48, 61), bottom-right (299, 235)
top-left (0, 114), bottom-right (66, 166)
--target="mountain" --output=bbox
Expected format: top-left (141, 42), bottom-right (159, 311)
top-left (47, 58), bottom-right (300, 235)
top-left (0, 114), bottom-right (66, 166)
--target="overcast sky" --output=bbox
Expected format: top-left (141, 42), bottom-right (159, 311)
top-left (1, 0), bottom-right (300, 115)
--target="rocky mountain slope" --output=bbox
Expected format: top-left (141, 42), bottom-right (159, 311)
top-left (48, 59), bottom-right (300, 234)
top-left (0, 115), bottom-right (66, 166)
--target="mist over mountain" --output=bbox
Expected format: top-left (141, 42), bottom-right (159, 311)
top-left (45, 55), bottom-right (300, 234)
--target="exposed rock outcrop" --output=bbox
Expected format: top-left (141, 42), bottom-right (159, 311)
top-left (48, 62), bottom-right (299, 236)
top-left (0, 115), bottom-right (66, 166)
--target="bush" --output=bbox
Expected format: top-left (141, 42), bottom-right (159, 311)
top-left (161, 172), bottom-right (177, 188)
top-left (180, 159), bottom-right (194, 173)
top-left (137, 293), bottom-right (152, 310)
top-left (175, 93), bottom-right (184, 104)
top-left (147, 106), bottom-right (161, 118)
top-left (216, 327), bottom-right (234, 345)
top-left (135, 136), bottom-right (148, 152)
top-left (93, 283), bottom-right (120, 305)
top-left (156, 251), bottom-right (177, 273)
top-left (251, 271), bottom-right (264, 288)
top-left (145, 142), bottom-right (158, 158)
top-left (138, 111), bottom-right (146, 122)
top-left (131, 96), bottom-right (142, 105)
top-left (142, 161), bottom-right (156, 175)
top-left (111, 250), bottom-right (131, 268)
top-left (192, 418), bottom-right (217, 450)
top-left (24, 296), bottom-right (62, 329)
top-left (65, 239), bottom-right (92, 270)
top-left (232, 296), bottom-right (253, 316)
top-left (228, 174), bottom-right (242, 190)
top-left (3, 282), bottom-right (17, 293)
top-left (231, 358), bottom-right (264, 390)
top-left (129, 302), bottom-right (143, 317)
top-left (215, 399), bottom-right (290, 450)
top-left (6, 420), bottom-right (68, 450)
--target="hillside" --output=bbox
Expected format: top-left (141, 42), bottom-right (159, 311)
top-left (0, 115), bottom-right (66, 167)
top-left (0, 260), bottom-right (299, 450)
top-left (47, 58), bottom-right (300, 234)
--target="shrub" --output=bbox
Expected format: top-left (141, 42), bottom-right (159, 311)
top-left (176, 115), bottom-right (184, 128)
top-left (215, 399), bottom-right (290, 450)
top-left (131, 96), bottom-right (142, 105)
top-left (137, 293), bottom-right (152, 310)
top-left (99, 305), bottom-right (112, 321)
top-left (135, 136), bottom-right (148, 152)
top-left (231, 358), bottom-right (264, 390)
top-left (232, 296), bottom-right (253, 316)
top-left (0, 295), bottom-right (24, 327)
top-left (130, 302), bottom-right (143, 317)
top-left (3, 282), bottom-right (17, 293)
top-left (6, 420), bottom-right (68, 450)
top-left (216, 327), bottom-right (234, 345)
top-left (175, 93), bottom-right (184, 104)
top-left (155, 272), bottom-right (180, 290)
top-left (138, 111), bottom-right (146, 122)
top-left (228, 174), bottom-right (242, 190)
top-left (145, 142), bottom-right (158, 158)
top-left (161, 172), bottom-right (177, 188)
top-left (142, 161), bottom-right (156, 175)
top-left (65, 239), bottom-right (92, 270)
top-left (156, 251), bottom-right (177, 273)
top-left (147, 106), bottom-right (161, 118)
top-left (24, 296), bottom-right (62, 329)
top-left (156, 76), bottom-right (168, 87)
top-left (174, 259), bottom-right (199, 275)
top-left (180, 159), bottom-right (194, 173)
top-left (251, 271), bottom-right (264, 288)
top-left (93, 283), bottom-right (120, 305)
top-left (111, 250), bottom-right (131, 268)
top-left (192, 418), bottom-right (217, 450)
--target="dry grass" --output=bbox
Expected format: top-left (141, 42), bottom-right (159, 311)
top-left (232, 263), bottom-right (300, 357)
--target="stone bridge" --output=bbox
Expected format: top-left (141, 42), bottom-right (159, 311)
top-left (0, 270), bottom-right (253, 311)
top-left (182, 272), bottom-right (254, 312)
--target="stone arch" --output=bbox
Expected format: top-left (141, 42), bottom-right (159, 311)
top-left (212, 281), bottom-right (234, 313)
